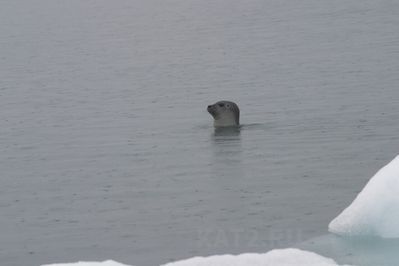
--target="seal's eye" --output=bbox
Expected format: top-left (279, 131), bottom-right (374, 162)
top-left (218, 103), bottom-right (225, 107)
top-left (226, 104), bottom-right (230, 108)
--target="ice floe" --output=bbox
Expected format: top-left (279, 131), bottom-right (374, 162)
top-left (41, 248), bottom-right (352, 266)
top-left (41, 260), bottom-right (132, 266)
top-left (329, 155), bottom-right (399, 238)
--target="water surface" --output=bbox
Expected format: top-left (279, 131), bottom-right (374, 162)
top-left (1, 0), bottom-right (399, 265)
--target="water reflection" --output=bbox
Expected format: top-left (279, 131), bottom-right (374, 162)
top-left (209, 126), bottom-right (243, 207)
top-left (211, 127), bottom-right (242, 160)
top-left (212, 126), bottom-right (241, 139)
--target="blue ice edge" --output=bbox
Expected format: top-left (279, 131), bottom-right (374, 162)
top-left (296, 233), bottom-right (399, 266)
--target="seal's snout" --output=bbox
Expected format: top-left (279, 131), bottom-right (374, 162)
top-left (207, 104), bottom-right (217, 118)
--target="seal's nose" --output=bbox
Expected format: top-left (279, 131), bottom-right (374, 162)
top-left (207, 105), bottom-right (212, 109)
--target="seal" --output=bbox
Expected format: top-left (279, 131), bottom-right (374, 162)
top-left (207, 100), bottom-right (240, 127)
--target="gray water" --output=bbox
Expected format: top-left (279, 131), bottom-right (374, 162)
top-left (1, 1), bottom-right (399, 265)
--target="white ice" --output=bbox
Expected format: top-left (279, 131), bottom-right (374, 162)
top-left (329, 155), bottom-right (399, 238)
top-left (162, 248), bottom-right (352, 266)
top-left (42, 261), bottom-right (132, 266)
top-left (41, 248), bottom-right (351, 266)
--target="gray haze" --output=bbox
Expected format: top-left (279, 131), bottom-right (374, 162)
top-left (1, 0), bottom-right (399, 265)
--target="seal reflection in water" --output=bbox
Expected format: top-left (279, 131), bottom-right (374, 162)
top-left (207, 100), bottom-right (240, 127)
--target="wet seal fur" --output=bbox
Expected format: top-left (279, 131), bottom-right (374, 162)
top-left (207, 100), bottom-right (240, 127)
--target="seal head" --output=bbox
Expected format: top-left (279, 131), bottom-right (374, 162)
top-left (207, 100), bottom-right (240, 127)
